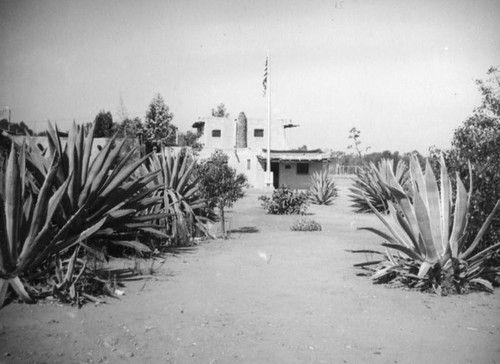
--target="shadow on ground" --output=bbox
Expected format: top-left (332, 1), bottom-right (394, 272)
top-left (228, 226), bottom-right (260, 234)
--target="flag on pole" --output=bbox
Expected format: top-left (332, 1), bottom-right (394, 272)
top-left (263, 56), bottom-right (268, 97)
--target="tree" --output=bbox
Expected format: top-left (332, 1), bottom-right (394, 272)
top-left (364, 150), bottom-right (402, 166)
top-left (0, 121), bottom-right (34, 161)
top-left (94, 110), bottom-right (114, 137)
top-left (19, 122), bottom-right (34, 136)
top-left (197, 150), bottom-right (247, 237)
top-left (451, 67), bottom-right (500, 251)
top-left (116, 117), bottom-right (144, 161)
top-left (430, 66), bottom-right (500, 253)
top-left (211, 103), bottom-right (229, 118)
top-left (0, 120), bottom-right (34, 135)
top-left (116, 94), bottom-right (128, 124)
top-left (144, 93), bottom-right (176, 147)
top-left (178, 130), bottom-right (203, 154)
top-left (117, 117), bottom-right (142, 139)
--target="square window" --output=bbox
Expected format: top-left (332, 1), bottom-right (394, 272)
top-left (254, 129), bottom-right (264, 137)
top-left (212, 129), bottom-right (221, 137)
top-left (297, 163), bottom-right (309, 175)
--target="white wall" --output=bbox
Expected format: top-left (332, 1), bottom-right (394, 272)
top-left (199, 118), bottom-right (236, 150)
top-left (198, 117), bottom-right (290, 152)
top-left (278, 161), bottom-right (327, 189)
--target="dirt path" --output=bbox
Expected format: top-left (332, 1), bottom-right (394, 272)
top-left (1, 180), bottom-right (500, 363)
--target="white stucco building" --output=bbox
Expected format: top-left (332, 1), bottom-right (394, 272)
top-left (193, 113), bottom-right (331, 189)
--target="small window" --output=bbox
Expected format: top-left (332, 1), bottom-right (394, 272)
top-left (297, 163), bottom-right (309, 175)
top-left (285, 164), bottom-right (291, 170)
top-left (212, 129), bottom-right (221, 137)
top-left (247, 159), bottom-right (251, 170)
top-left (254, 129), bottom-right (264, 137)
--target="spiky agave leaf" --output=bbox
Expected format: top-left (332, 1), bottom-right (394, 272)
top-left (349, 159), bottom-right (410, 213)
top-left (24, 122), bottom-right (168, 252)
top-left (357, 153), bottom-right (500, 293)
top-left (1, 122), bottom-right (168, 305)
top-left (308, 170), bottom-right (338, 205)
top-left (137, 147), bottom-right (213, 245)
top-left (0, 144), bottom-right (77, 304)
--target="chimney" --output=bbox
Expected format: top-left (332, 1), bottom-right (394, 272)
top-left (236, 112), bottom-right (248, 148)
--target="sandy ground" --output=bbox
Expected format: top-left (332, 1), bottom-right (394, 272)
top-left (1, 178), bottom-right (500, 364)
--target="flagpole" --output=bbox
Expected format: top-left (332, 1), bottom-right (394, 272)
top-left (266, 54), bottom-right (272, 188)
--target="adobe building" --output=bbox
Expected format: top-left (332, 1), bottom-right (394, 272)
top-left (193, 112), bottom-right (331, 189)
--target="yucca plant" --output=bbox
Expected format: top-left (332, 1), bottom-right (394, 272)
top-left (308, 170), bottom-right (338, 205)
top-left (349, 159), bottom-right (410, 213)
top-left (357, 154), bottom-right (500, 294)
top-left (137, 147), bottom-right (213, 245)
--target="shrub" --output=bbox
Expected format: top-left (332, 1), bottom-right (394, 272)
top-left (290, 218), bottom-right (322, 231)
top-left (349, 159), bottom-right (409, 213)
top-left (308, 170), bottom-right (338, 205)
top-left (429, 67), bottom-right (500, 254)
top-left (259, 185), bottom-right (309, 215)
top-left (355, 154), bottom-right (500, 295)
top-left (445, 119), bottom-right (499, 253)
top-left (197, 150), bottom-right (247, 237)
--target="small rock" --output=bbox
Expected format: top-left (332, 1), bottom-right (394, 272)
top-left (103, 335), bottom-right (119, 348)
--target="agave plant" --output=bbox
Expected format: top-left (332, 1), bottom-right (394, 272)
top-left (0, 143), bottom-right (87, 305)
top-left (23, 121), bottom-right (169, 258)
top-left (349, 159), bottom-right (410, 213)
top-left (358, 154), bottom-right (500, 293)
top-left (137, 147), bottom-right (213, 245)
top-left (0, 122), bottom-right (170, 305)
top-left (308, 170), bottom-right (338, 205)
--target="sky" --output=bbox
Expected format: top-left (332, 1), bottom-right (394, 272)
top-left (1, 0), bottom-right (499, 153)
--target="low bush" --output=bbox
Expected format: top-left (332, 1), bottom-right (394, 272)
top-left (258, 185), bottom-right (309, 215)
top-left (308, 170), bottom-right (338, 205)
top-left (290, 218), bottom-right (322, 231)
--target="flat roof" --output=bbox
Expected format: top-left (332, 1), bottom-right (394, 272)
top-left (258, 149), bottom-right (331, 162)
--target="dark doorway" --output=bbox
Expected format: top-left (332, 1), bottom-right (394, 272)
top-left (271, 162), bottom-right (280, 188)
